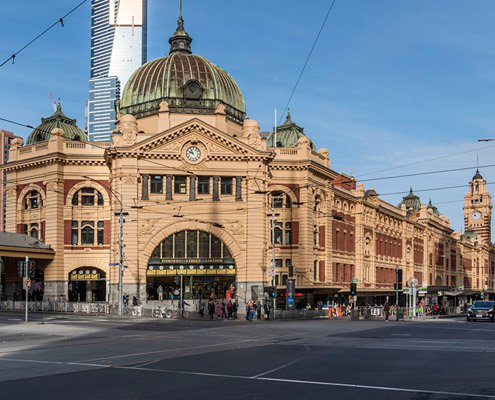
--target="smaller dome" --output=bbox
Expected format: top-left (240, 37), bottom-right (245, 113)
top-left (473, 169), bottom-right (483, 180)
top-left (427, 199), bottom-right (441, 217)
top-left (397, 187), bottom-right (424, 211)
top-left (464, 226), bottom-right (478, 241)
top-left (266, 110), bottom-right (316, 151)
top-left (27, 100), bottom-right (87, 145)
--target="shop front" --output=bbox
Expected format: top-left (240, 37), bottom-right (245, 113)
top-left (146, 230), bottom-right (236, 301)
top-left (68, 268), bottom-right (106, 302)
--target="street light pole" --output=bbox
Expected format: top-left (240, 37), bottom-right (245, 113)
top-left (82, 175), bottom-right (124, 316)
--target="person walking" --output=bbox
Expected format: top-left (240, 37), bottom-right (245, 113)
top-left (227, 300), bottom-right (233, 319)
top-left (208, 299), bottom-right (215, 319)
top-left (221, 299), bottom-right (227, 319)
top-left (233, 300), bottom-right (238, 319)
top-left (199, 299), bottom-right (205, 318)
top-left (216, 301), bottom-right (222, 319)
top-left (157, 285), bottom-right (164, 301)
top-left (384, 299), bottom-right (390, 322)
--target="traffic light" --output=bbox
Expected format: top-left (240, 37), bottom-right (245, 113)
top-left (350, 282), bottom-right (357, 296)
top-left (264, 286), bottom-right (276, 297)
top-left (395, 268), bottom-right (403, 290)
top-left (288, 265), bottom-right (294, 278)
top-left (17, 261), bottom-right (24, 277)
top-left (174, 274), bottom-right (179, 285)
top-left (28, 261), bottom-right (36, 278)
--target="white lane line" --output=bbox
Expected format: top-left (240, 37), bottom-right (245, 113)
top-left (251, 359), bottom-right (300, 378)
top-left (114, 365), bottom-right (495, 399)
top-left (258, 377), bottom-right (495, 398)
top-left (0, 358), bottom-right (108, 368)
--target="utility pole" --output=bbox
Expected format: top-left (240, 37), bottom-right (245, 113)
top-left (25, 256), bottom-right (29, 322)
top-left (118, 192), bottom-right (124, 316)
top-left (395, 265), bottom-right (399, 321)
top-left (271, 198), bottom-right (277, 319)
top-left (180, 266), bottom-right (183, 319)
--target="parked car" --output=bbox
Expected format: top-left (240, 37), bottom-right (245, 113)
top-left (467, 301), bottom-right (495, 322)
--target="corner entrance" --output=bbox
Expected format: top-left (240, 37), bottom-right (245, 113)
top-left (68, 268), bottom-right (106, 302)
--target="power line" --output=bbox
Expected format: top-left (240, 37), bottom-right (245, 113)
top-left (357, 143), bottom-right (495, 178)
top-left (279, 0), bottom-right (336, 124)
top-left (0, 0), bottom-right (89, 68)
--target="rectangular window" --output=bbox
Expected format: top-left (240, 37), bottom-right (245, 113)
top-left (199, 232), bottom-right (209, 258)
top-left (81, 194), bottom-right (95, 206)
top-left (150, 176), bottom-right (163, 194)
top-left (275, 259), bottom-right (283, 268)
top-left (174, 231), bottom-right (185, 258)
top-left (71, 221), bottom-right (78, 245)
top-left (211, 235), bottom-right (221, 258)
top-left (97, 221), bottom-right (104, 245)
top-left (174, 176), bottom-right (187, 194)
top-left (220, 177), bottom-right (233, 195)
top-left (197, 177), bottom-right (210, 195)
top-left (285, 222), bottom-right (291, 245)
top-left (163, 236), bottom-right (173, 258)
top-left (282, 274), bottom-right (288, 285)
top-left (187, 230), bottom-right (198, 258)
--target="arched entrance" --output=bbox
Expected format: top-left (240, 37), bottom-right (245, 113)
top-left (68, 268), bottom-right (106, 302)
top-left (146, 230), bottom-right (236, 300)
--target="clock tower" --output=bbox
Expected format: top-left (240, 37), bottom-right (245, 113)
top-left (464, 169), bottom-right (492, 244)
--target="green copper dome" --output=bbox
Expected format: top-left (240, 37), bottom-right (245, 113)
top-left (120, 14), bottom-right (246, 124)
top-left (397, 188), bottom-right (424, 211)
top-left (266, 111), bottom-right (316, 151)
top-left (27, 100), bottom-right (87, 145)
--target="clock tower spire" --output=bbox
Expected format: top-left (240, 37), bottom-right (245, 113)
top-left (463, 169), bottom-right (492, 244)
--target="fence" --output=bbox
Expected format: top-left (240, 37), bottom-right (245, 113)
top-left (0, 300), bottom-right (109, 315)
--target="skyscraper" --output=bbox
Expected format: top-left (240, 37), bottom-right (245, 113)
top-left (88, 0), bottom-right (147, 142)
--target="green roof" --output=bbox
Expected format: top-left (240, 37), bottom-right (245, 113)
top-left (397, 188), bottom-right (424, 211)
top-left (266, 111), bottom-right (316, 151)
top-left (27, 100), bottom-right (87, 145)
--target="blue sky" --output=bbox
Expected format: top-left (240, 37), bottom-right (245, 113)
top-left (1, 0), bottom-right (495, 238)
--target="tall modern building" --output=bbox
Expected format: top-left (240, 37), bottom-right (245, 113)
top-left (0, 129), bottom-right (21, 231)
top-left (88, 0), bottom-right (147, 142)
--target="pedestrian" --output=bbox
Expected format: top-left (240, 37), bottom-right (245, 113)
top-left (233, 300), bottom-right (238, 319)
top-left (199, 299), bottom-right (205, 318)
top-left (123, 293), bottom-right (129, 310)
top-left (257, 300), bottom-right (261, 320)
top-left (384, 299), bottom-right (390, 322)
top-left (13, 290), bottom-right (19, 303)
top-left (221, 299), bottom-right (227, 318)
top-left (245, 301), bottom-right (250, 320)
top-left (252, 301), bottom-right (257, 319)
top-left (264, 302), bottom-right (269, 320)
top-left (208, 299), bottom-right (215, 319)
top-left (227, 300), bottom-right (233, 319)
top-left (216, 301), bottom-right (222, 319)
top-left (157, 285), bottom-right (164, 301)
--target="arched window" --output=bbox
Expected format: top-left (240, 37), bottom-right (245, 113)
top-left (272, 222), bottom-right (283, 245)
top-left (270, 191), bottom-right (291, 208)
top-left (72, 188), bottom-right (104, 206)
top-left (24, 223), bottom-right (40, 238)
top-left (151, 230), bottom-right (233, 260)
top-left (24, 190), bottom-right (41, 210)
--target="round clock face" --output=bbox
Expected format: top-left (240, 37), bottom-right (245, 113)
top-left (186, 146), bottom-right (201, 162)
top-left (472, 211), bottom-right (481, 221)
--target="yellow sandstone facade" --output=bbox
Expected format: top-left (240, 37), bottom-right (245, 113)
top-left (2, 13), bottom-right (493, 307)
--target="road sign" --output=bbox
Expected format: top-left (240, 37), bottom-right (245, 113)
top-left (24, 278), bottom-right (31, 289)
top-left (109, 262), bottom-right (119, 266)
top-left (269, 261), bottom-right (276, 277)
top-left (352, 278), bottom-right (358, 283)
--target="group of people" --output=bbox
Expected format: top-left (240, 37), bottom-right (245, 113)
top-left (199, 299), bottom-right (239, 319)
top-left (245, 300), bottom-right (272, 321)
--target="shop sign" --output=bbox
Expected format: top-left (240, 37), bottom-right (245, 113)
top-left (147, 264), bottom-right (235, 276)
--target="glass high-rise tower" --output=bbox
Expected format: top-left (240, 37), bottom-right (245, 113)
top-left (88, 0), bottom-right (147, 142)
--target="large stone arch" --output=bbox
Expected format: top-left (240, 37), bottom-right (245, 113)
top-left (141, 220), bottom-right (243, 271)
top-left (267, 184), bottom-right (298, 204)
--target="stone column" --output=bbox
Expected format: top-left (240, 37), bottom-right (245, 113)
top-left (189, 175), bottom-right (196, 201)
top-left (212, 176), bottom-right (220, 201)
top-left (166, 175), bottom-right (173, 201)
top-left (235, 176), bottom-right (243, 202)
top-left (141, 174), bottom-right (149, 200)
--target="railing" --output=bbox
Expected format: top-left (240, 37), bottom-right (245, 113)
top-left (0, 300), bottom-right (109, 314)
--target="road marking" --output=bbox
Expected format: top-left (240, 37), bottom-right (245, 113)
top-left (114, 365), bottom-right (495, 399)
top-left (0, 358), bottom-right (109, 368)
top-left (251, 359), bottom-right (300, 378)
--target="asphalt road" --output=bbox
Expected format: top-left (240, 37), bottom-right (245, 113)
top-left (1, 312), bottom-right (495, 399)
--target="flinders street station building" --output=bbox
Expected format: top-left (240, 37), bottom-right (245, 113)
top-left (1, 14), bottom-right (494, 310)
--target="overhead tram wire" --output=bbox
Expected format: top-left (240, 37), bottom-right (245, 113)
top-left (0, 0), bottom-right (89, 68)
top-left (278, 0), bottom-right (337, 125)
top-left (355, 143), bottom-right (495, 178)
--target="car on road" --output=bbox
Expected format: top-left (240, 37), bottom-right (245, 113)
top-left (467, 301), bottom-right (495, 322)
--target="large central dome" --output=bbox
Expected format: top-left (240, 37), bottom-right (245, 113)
top-left (120, 13), bottom-right (246, 124)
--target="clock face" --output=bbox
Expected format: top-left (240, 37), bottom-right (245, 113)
top-left (186, 146), bottom-right (201, 162)
top-left (471, 211), bottom-right (481, 221)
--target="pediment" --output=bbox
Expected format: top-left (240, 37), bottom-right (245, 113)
top-left (125, 119), bottom-right (270, 161)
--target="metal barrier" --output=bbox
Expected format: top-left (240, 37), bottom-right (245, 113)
top-left (0, 300), bottom-right (109, 315)
top-left (279, 309), bottom-right (328, 319)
